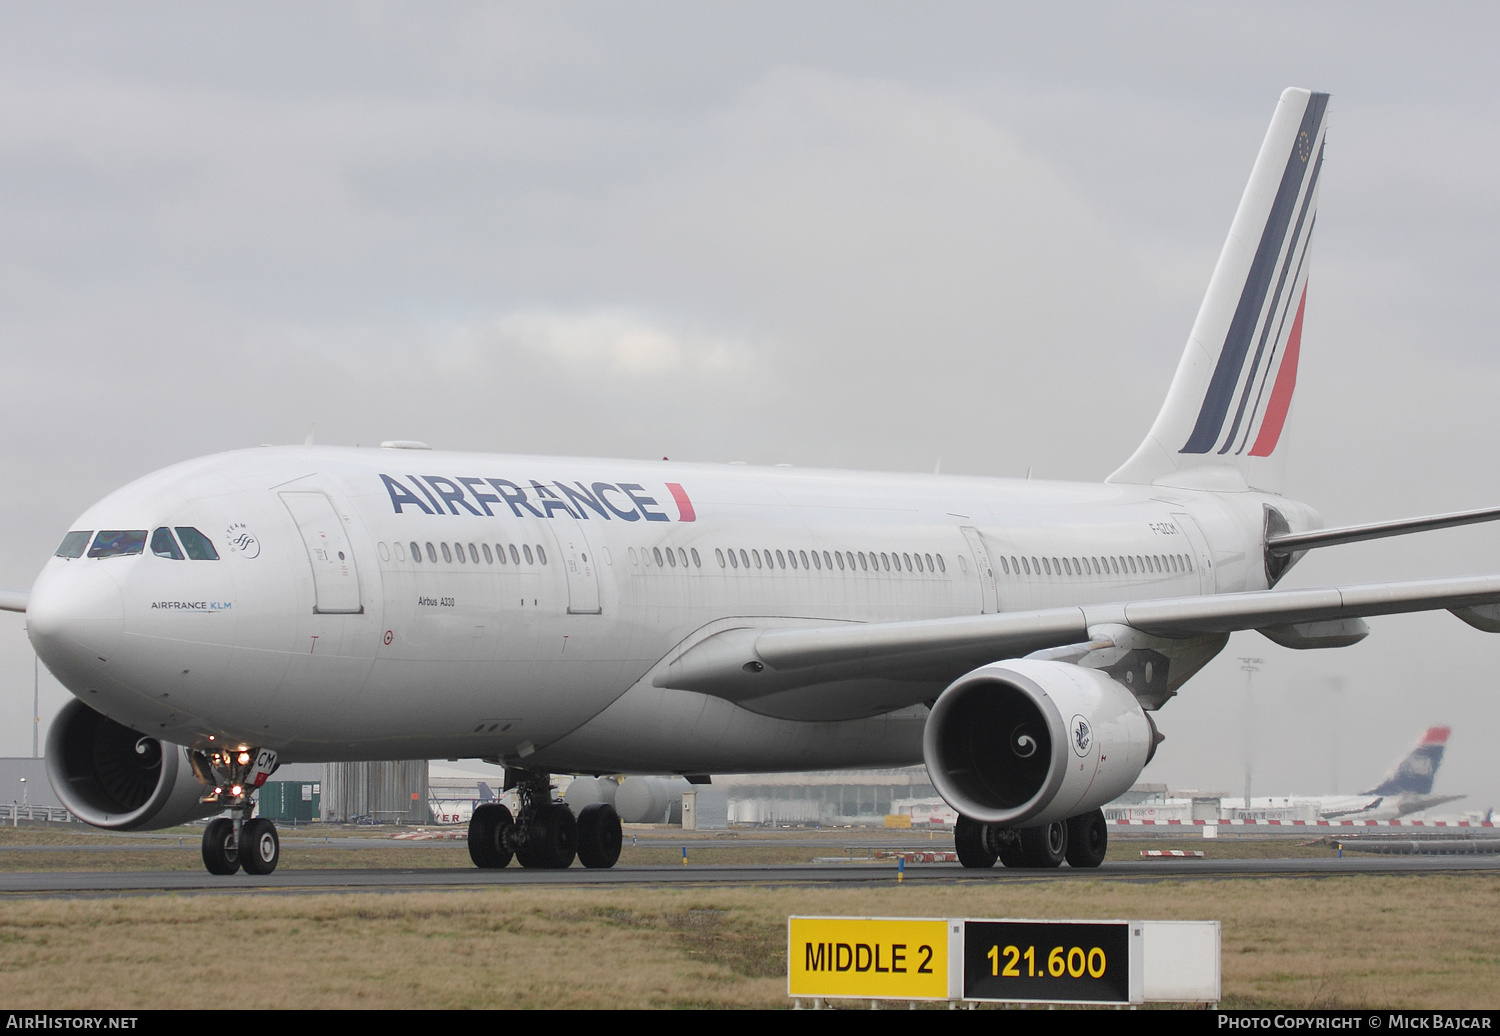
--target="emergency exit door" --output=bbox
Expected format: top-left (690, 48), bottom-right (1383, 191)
top-left (546, 517), bottom-right (602, 615)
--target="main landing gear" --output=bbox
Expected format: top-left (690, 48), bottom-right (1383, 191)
top-left (468, 769), bottom-right (622, 871)
top-left (193, 745), bottom-right (281, 876)
top-left (955, 808), bottom-right (1109, 869)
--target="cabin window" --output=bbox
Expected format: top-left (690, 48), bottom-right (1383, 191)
top-left (151, 528), bottom-right (184, 560)
top-left (495, 543), bottom-right (508, 564)
top-left (411, 541), bottom-right (422, 563)
top-left (788, 549), bottom-right (799, 569)
top-left (1001, 557), bottom-right (1010, 575)
top-left (715, 548), bottom-right (725, 567)
top-left (55, 531), bottom-right (92, 558)
top-left (394, 542), bottom-right (406, 562)
top-left (834, 552), bottom-right (844, 570)
top-left (857, 552), bottom-right (868, 571)
top-left (728, 549), bottom-right (738, 569)
top-left (1186, 555), bottom-right (1193, 572)
top-left (377, 542), bottom-right (391, 562)
top-left (799, 550), bottom-right (810, 569)
top-left (936, 554), bottom-right (946, 573)
top-left (521, 544), bottom-right (532, 564)
top-left (678, 547), bottom-right (689, 567)
top-left (454, 543), bottom-right (466, 563)
top-left (441, 542), bottom-right (453, 563)
top-left (691, 548), bottom-right (701, 568)
top-left (776, 549), bottom-right (787, 569)
top-left (739, 549), bottom-right (750, 568)
top-left (536, 545), bottom-right (546, 564)
top-left (469, 542), bottom-right (480, 564)
top-left (669, 547), bottom-right (680, 567)
top-left (482, 543), bottom-right (493, 564)
top-left (811, 551), bottom-right (822, 570)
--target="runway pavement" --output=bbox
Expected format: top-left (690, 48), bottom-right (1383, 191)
top-left (3, 854), bottom-right (1498, 897)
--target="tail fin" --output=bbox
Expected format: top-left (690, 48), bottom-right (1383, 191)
top-left (1364, 726), bottom-right (1449, 796)
top-left (477, 781), bottom-right (496, 801)
top-left (1110, 88), bottom-right (1330, 494)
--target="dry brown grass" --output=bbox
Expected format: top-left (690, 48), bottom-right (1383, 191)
top-left (1, 875), bottom-right (1496, 1009)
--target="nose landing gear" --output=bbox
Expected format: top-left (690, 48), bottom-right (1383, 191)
top-left (192, 745), bottom-right (281, 876)
top-left (466, 770), bottom-right (622, 870)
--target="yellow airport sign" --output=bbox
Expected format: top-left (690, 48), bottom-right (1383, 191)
top-left (787, 916), bottom-right (950, 1000)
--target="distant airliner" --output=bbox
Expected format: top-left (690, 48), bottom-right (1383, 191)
top-left (1254, 726), bottom-right (1464, 822)
top-left (11, 88), bottom-right (1500, 876)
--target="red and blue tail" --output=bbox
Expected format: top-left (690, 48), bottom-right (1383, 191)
top-left (1365, 726), bottom-right (1449, 797)
top-left (1111, 88), bottom-right (1330, 494)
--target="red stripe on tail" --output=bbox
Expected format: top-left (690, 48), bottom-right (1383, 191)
top-left (1248, 284), bottom-right (1307, 457)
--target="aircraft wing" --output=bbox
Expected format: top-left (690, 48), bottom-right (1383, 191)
top-left (656, 574), bottom-right (1500, 704)
top-left (0, 589), bottom-right (28, 614)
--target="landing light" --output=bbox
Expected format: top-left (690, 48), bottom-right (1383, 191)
top-left (237, 751), bottom-right (250, 765)
top-left (230, 785), bottom-right (243, 797)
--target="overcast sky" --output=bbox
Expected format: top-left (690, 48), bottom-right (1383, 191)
top-left (3, 3), bottom-right (1499, 811)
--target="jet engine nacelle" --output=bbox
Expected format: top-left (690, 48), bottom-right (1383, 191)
top-left (45, 699), bottom-right (220, 830)
top-left (923, 659), bottom-right (1154, 827)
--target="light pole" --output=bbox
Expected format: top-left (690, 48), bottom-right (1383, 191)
top-left (32, 649), bottom-right (39, 759)
top-left (1239, 657), bottom-right (1263, 809)
top-left (19, 777), bottom-right (27, 809)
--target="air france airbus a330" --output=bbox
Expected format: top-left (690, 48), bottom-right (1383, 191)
top-left (12, 88), bottom-right (1500, 876)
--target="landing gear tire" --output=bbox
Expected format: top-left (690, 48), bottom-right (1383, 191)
top-left (201, 817), bottom-right (241, 875)
top-left (1017, 820), bottom-right (1068, 868)
top-left (1064, 809), bottom-right (1108, 868)
top-left (996, 828), bottom-right (1026, 868)
top-left (576, 803), bottom-right (622, 869)
top-left (518, 803), bottom-right (578, 869)
top-left (955, 815), bottom-right (997, 868)
top-left (468, 803), bottom-right (515, 869)
top-left (241, 817), bottom-right (280, 875)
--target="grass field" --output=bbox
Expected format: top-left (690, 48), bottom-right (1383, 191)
top-left (1, 824), bottom-right (1496, 1009)
top-left (1, 876), bottom-right (1497, 1009)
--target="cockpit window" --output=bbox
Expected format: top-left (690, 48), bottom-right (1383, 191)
top-left (151, 527), bottom-right (185, 560)
top-left (55, 531), bottom-right (93, 559)
top-left (175, 528), bottom-right (220, 561)
top-left (88, 530), bottom-right (147, 558)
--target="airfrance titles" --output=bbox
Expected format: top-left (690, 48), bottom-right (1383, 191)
top-left (380, 475), bottom-right (696, 523)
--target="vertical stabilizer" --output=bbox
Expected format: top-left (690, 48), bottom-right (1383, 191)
top-left (1365, 726), bottom-right (1449, 797)
top-left (1109, 88), bottom-right (1330, 494)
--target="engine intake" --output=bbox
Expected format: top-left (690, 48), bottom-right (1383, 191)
top-left (923, 659), bottom-right (1153, 826)
top-left (45, 699), bottom-right (219, 830)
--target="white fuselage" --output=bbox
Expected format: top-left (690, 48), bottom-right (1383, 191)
top-left (26, 446), bottom-right (1311, 774)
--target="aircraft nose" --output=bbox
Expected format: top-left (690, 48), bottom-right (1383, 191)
top-left (27, 564), bottom-right (126, 680)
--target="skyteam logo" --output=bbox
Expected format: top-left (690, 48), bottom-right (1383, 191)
top-left (379, 475), bottom-right (697, 523)
top-left (1181, 92), bottom-right (1329, 460)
